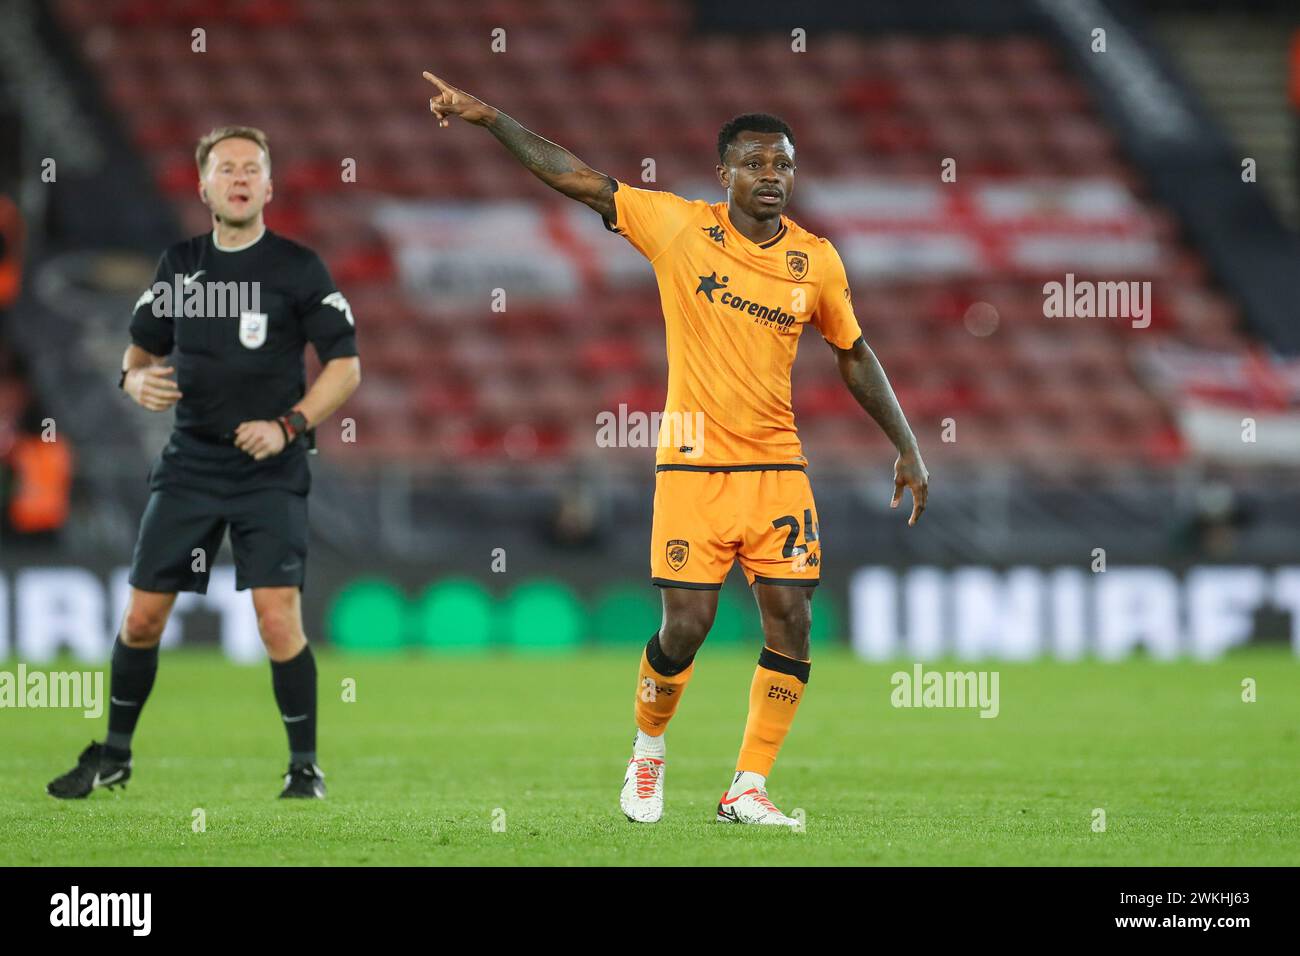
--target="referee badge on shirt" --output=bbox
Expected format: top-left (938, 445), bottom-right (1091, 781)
top-left (239, 311), bottom-right (268, 349)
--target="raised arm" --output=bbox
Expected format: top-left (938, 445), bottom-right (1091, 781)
top-left (831, 337), bottom-right (929, 526)
top-left (422, 71), bottom-right (615, 220)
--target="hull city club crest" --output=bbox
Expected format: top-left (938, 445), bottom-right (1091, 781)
top-left (786, 250), bottom-right (809, 281)
top-left (666, 539), bottom-right (690, 571)
top-left (239, 310), bottom-right (268, 349)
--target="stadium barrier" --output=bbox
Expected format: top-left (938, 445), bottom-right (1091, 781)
top-left (0, 559), bottom-right (1293, 663)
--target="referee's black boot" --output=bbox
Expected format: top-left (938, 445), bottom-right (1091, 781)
top-left (279, 761), bottom-right (326, 799)
top-left (46, 741), bottom-right (132, 799)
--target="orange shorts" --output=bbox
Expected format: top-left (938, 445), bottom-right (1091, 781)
top-left (650, 466), bottom-right (821, 590)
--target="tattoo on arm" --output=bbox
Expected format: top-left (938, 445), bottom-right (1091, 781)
top-left (487, 112), bottom-right (576, 176)
top-left (487, 112), bottom-right (614, 218)
top-left (838, 341), bottom-right (917, 454)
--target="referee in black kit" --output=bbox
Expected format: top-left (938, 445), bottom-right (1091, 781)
top-left (47, 127), bottom-right (361, 799)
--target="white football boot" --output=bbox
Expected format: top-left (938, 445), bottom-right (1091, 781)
top-left (620, 756), bottom-right (665, 823)
top-left (716, 786), bottom-right (799, 826)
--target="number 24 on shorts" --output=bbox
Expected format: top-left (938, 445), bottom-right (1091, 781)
top-left (772, 509), bottom-right (819, 566)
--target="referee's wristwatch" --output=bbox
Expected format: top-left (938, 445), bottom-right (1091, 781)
top-left (275, 409), bottom-right (310, 445)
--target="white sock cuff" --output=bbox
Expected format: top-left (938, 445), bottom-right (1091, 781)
top-left (729, 770), bottom-right (766, 796)
top-left (633, 729), bottom-right (666, 757)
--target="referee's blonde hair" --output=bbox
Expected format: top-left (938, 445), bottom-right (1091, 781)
top-left (195, 126), bottom-right (271, 174)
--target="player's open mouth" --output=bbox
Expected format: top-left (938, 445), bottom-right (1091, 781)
top-left (755, 189), bottom-right (782, 204)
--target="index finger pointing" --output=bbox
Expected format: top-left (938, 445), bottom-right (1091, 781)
top-left (422, 71), bottom-right (451, 92)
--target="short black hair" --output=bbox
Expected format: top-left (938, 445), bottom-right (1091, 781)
top-left (717, 113), bottom-right (795, 163)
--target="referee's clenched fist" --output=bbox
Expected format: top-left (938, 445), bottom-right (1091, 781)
top-left (234, 420), bottom-right (287, 461)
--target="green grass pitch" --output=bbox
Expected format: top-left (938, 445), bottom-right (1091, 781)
top-left (2, 646), bottom-right (1297, 866)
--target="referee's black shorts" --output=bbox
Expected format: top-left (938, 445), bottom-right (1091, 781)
top-left (129, 432), bottom-right (311, 595)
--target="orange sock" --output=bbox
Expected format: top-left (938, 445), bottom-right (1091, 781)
top-left (736, 647), bottom-right (810, 776)
top-left (634, 633), bottom-right (695, 735)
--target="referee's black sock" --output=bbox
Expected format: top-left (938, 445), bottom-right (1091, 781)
top-left (105, 634), bottom-right (159, 759)
top-left (271, 644), bottom-right (317, 766)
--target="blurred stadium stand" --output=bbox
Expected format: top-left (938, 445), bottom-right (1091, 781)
top-left (4, 0), bottom-right (1299, 569)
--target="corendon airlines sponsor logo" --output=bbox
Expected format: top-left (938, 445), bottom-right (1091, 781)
top-left (694, 271), bottom-right (798, 333)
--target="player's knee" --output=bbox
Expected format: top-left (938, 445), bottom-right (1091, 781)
top-left (256, 607), bottom-right (303, 655)
top-left (122, 606), bottom-right (168, 646)
top-left (763, 599), bottom-right (812, 658)
top-left (660, 610), bottom-right (713, 659)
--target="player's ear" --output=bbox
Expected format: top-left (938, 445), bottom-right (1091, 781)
top-left (198, 182), bottom-right (209, 206)
top-left (715, 163), bottom-right (729, 190)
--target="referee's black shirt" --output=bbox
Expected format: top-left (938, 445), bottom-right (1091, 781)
top-left (128, 229), bottom-right (358, 482)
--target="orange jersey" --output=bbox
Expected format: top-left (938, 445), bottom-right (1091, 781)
top-left (605, 181), bottom-right (862, 468)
